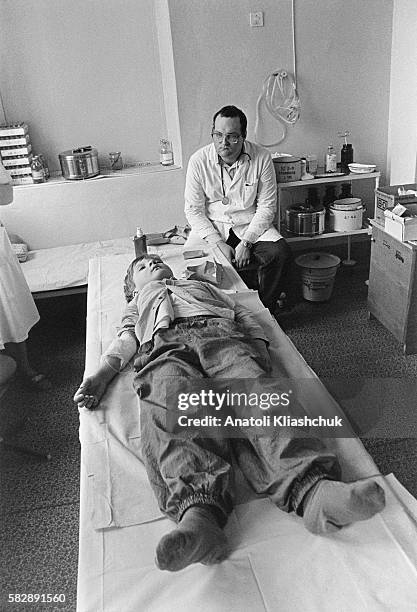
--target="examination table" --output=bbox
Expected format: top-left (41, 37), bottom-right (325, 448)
top-left (77, 245), bottom-right (417, 612)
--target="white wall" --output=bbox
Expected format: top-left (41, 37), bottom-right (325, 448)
top-left (387, 0), bottom-right (417, 185)
top-left (0, 169), bottom-right (184, 249)
top-left (0, 0), bottom-right (167, 170)
top-left (0, 0), bottom-right (394, 249)
top-left (169, 0), bottom-right (393, 178)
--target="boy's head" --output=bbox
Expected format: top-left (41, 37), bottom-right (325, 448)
top-left (124, 254), bottom-right (174, 302)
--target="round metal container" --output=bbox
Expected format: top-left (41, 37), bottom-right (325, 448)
top-left (331, 197), bottom-right (362, 210)
top-left (59, 146), bottom-right (100, 180)
top-left (273, 156), bottom-right (303, 183)
top-left (285, 204), bottom-right (325, 236)
top-left (295, 252), bottom-right (341, 302)
top-left (329, 198), bottom-right (364, 231)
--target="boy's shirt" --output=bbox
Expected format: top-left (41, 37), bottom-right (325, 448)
top-left (102, 278), bottom-right (268, 369)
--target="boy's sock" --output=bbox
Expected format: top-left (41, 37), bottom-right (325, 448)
top-left (155, 506), bottom-right (228, 572)
top-left (302, 479), bottom-right (385, 534)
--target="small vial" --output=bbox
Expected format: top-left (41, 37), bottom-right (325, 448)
top-left (133, 227), bottom-right (147, 257)
top-left (160, 138), bottom-right (174, 166)
top-left (31, 155), bottom-right (45, 183)
top-left (38, 154), bottom-right (50, 180)
top-left (325, 145), bottom-right (337, 173)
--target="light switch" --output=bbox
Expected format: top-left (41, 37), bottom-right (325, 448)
top-left (250, 11), bottom-right (264, 27)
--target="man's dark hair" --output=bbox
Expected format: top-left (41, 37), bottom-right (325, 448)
top-left (212, 105), bottom-right (247, 139)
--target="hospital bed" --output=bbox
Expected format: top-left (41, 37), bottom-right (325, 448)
top-left (77, 244), bottom-right (417, 612)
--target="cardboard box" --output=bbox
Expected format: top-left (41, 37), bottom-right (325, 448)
top-left (375, 183), bottom-right (417, 225)
top-left (384, 204), bottom-right (417, 242)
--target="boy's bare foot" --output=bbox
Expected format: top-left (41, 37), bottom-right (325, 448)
top-left (302, 479), bottom-right (386, 534)
top-left (155, 506), bottom-right (228, 572)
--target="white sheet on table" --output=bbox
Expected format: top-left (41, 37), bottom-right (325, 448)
top-left (21, 237), bottom-right (134, 293)
top-left (77, 474), bottom-right (417, 612)
top-left (78, 248), bottom-right (417, 611)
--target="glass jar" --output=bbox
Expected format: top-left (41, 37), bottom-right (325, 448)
top-left (160, 139), bottom-right (174, 166)
top-left (31, 155), bottom-right (45, 184)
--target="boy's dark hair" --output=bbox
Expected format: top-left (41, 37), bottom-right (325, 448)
top-left (124, 254), bottom-right (152, 303)
top-left (212, 105), bottom-right (247, 139)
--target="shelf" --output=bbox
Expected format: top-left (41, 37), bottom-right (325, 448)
top-left (12, 163), bottom-right (181, 189)
top-left (276, 171), bottom-right (381, 189)
top-left (282, 226), bottom-right (371, 243)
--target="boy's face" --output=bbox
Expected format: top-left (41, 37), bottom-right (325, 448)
top-left (132, 256), bottom-right (173, 291)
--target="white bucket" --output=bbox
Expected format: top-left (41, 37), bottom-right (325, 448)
top-left (295, 252), bottom-right (341, 302)
top-left (329, 198), bottom-right (364, 232)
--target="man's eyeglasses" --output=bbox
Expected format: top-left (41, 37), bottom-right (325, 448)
top-left (211, 131), bottom-right (242, 144)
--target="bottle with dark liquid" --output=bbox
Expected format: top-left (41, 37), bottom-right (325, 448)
top-left (133, 227), bottom-right (147, 257)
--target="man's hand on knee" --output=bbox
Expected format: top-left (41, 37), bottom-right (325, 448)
top-left (234, 242), bottom-right (251, 268)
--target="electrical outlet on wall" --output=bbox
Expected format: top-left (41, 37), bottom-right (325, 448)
top-left (250, 11), bottom-right (264, 27)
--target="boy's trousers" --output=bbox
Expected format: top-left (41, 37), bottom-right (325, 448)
top-left (134, 317), bottom-right (340, 525)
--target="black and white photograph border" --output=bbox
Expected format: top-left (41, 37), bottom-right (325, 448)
top-left (1, 1), bottom-right (417, 611)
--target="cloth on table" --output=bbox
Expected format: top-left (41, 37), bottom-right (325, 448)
top-left (0, 227), bottom-right (39, 349)
top-left (78, 253), bottom-right (417, 612)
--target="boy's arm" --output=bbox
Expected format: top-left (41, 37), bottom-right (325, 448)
top-left (203, 281), bottom-right (269, 343)
top-left (74, 300), bottom-right (139, 410)
top-left (102, 298), bottom-right (140, 369)
top-left (74, 357), bottom-right (120, 409)
top-left (233, 303), bottom-right (269, 344)
top-left (204, 282), bottom-right (271, 371)
top-left (234, 303), bottom-right (271, 373)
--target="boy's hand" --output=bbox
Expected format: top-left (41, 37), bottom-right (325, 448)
top-left (251, 339), bottom-right (272, 374)
top-left (73, 375), bottom-right (108, 410)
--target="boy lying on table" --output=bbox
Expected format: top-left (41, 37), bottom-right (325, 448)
top-left (74, 254), bottom-right (385, 573)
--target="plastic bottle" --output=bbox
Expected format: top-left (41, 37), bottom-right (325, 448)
top-left (133, 227), bottom-right (147, 257)
top-left (31, 155), bottom-right (45, 183)
top-left (159, 139), bottom-right (174, 166)
top-left (325, 145), bottom-right (337, 173)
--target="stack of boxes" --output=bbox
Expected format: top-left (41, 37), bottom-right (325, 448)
top-left (0, 123), bottom-right (33, 184)
top-left (375, 183), bottom-right (417, 242)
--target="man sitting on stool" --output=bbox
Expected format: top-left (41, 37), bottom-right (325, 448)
top-left (184, 104), bottom-right (292, 315)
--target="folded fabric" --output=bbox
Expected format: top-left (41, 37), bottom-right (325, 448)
top-left (185, 260), bottom-right (223, 285)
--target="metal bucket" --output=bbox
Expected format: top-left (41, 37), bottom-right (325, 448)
top-left (295, 252), bottom-right (340, 302)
